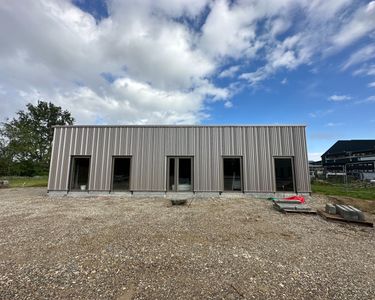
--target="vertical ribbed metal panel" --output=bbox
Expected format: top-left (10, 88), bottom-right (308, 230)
top-left (292, 126), bottom-right (310, 192)
top-left (48, 125), bottom-right (311, 193)
top-left (57, 128), bottom-right (67, 190)
top-left (243, 127), bottom-right (256, 191)
top-left (47, 127), bottom-right (59, 190)
top-left (193, 127), bottom-right (222, 191)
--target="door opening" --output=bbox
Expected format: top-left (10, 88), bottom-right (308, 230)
top-left (70, 157), bottom-right (90, 191)
top-left (223, 157), bottom-right (242, 191)
top-left (168, 158), bottom-right (175, 191)
top-left (274, 157), bottom-right (295, 192)
top-left (112, 157), bottom-right (131, 191)
top-left (167, 157), bottom-right (193, 192)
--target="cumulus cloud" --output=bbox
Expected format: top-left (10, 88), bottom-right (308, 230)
top-left (328, 94), bottom-right (352, 102)
top-left (0, 0), bottom-right (225, 124)
top-left (0, 0), bottom-right (374, 124)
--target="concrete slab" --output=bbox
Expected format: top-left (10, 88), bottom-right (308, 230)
top-left (325, 204), bottom-right (336, 215)
top-left (335, 204), bottom-right (363, 221)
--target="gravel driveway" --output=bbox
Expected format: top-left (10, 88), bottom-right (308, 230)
top-left (0, 188), bottom-right (374, 299)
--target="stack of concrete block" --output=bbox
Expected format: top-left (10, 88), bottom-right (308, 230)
top-left (325, 204), bottom-right (336, 215)
top-left (273, 200), bottom-right (315, 213)
top-left (335, 204), bottom-right (365, 221)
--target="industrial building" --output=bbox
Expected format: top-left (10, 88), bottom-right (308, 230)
top-left (47, 125), bottom-right (310, 195)
top-left (322, 140), bottom-right (375, 180)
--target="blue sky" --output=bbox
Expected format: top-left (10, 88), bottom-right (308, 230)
top-left (0, 0), bottom-right (375, 161)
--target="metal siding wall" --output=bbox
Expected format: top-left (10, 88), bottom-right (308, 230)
top-left (128, 127), bottom-right (165, 191)
top-left (243, 127), bottom-right (256, 191)
top-left (222, 127), bottom-right (243, 156)
top-left (292, 127), bottom-right (310, 192)
top-left (242, 127), bottom-right (274, 192)
top-left (194, 127), bottom-right (222, 191)
top-left (53, 127), bottom-right (62, 190)
top-left (47, 128), bottom-right (59, 190)
top-left (59, 127), bottom-right (70, 190)
top-left (47, 126), bottom-right (311, 193)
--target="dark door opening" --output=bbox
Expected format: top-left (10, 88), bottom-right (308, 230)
top-left (168, 158), bottom-right (175, 191)
top-left (178, 158), bottom-right (192, 191)
top-left (70, 157), bottom-right (90, 191)
top-left (167, 157), bottom-right (193, 192)
top-left (274, 157), bottom-right (295, 192)
top-left (112, 157), bottom-right (131, 191)
top-left (223, 157), bottom-right (242, 191)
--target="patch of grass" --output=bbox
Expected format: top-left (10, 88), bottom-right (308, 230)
top-left (0, 176), bottom-right (48, 188)
top-left (312, 181), bottom-right (375, 200)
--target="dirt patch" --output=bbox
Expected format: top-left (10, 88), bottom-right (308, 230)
top-left (0, 188), bottom-right (374, 299)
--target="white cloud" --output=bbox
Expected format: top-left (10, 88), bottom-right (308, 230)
top-left (355, 95), bottom-right (375, 104)
top-left (309, 109), bottom-right (334, 118)
top-left (0, 0), bottom-right (374, 124)
top-left (199, 0), bottom-right (257, 59)
top-left (239, 67), bottom-right (269, 86)
top-left (353, 64), bottom-right (375, 76)
top-left (328, 94), bottom-right (352, 102)
top-left (224, 101), bottom-right (233, 108)
top-left (281, 78), bottom-right (288, 85)
top-left (0, 0), bottom-right (223, 124)
top-left (219, 65), bottom-right (240, 78)
top-left (308, 152), bottom-right (322, 161)
top-left (331, 1), bottom-right (375, 49)
top-left (368, 82), bottom-right (375, 88)
top-left (238, 1), bottom-right (375, 85)
top-left (342, 45), bottom-right (375, 70)
top-left (326, 122), bottom-right (344, 127)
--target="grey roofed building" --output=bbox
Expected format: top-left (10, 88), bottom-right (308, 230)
top-left (47, 125), bottom-right (311, 196)
top-left (321, 140), bottom-right (375, 179)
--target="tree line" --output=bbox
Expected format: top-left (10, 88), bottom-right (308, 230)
top-left (0, 101), bottom-right (74, 176)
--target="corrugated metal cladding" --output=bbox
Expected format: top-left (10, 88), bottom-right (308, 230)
top-left (48, 125), bottom-right (311, 193)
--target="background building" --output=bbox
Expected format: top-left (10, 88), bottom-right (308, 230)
top-left (309, 160), bottom-right (323, 179)
top-left (321, 140), bottom-right (375, 180)
top-left (48, 125), bottom-right (310, 195)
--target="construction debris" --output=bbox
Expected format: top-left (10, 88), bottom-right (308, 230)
top-left (325, 204), bottom-right (336, 215)
top-left (273, 200), bottom-right (316, 214)
top-left (268, 195), bottom-right (305, 204)
top-left (318, 203), bottom-right (373, 227)
top-left (335, 204), bottom-right (365, 221)
top-left (318, 210), bottom-right (373, 227)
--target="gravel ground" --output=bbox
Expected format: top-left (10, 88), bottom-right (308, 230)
top-left (0, 188), bottom-right (374, 300)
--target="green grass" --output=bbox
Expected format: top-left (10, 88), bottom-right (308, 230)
top-left (312, 181), bottom-right (375, 200)
top-left (0, 176), bottom-right (48, 188)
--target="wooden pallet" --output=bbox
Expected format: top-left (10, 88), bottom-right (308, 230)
top-left (317, 210), bottom-right (373, 227)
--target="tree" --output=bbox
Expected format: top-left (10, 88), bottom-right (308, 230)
top-left (0, 135), bottom-right (10, 176)
top-left (1, 101), bottom-right (74, 176)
